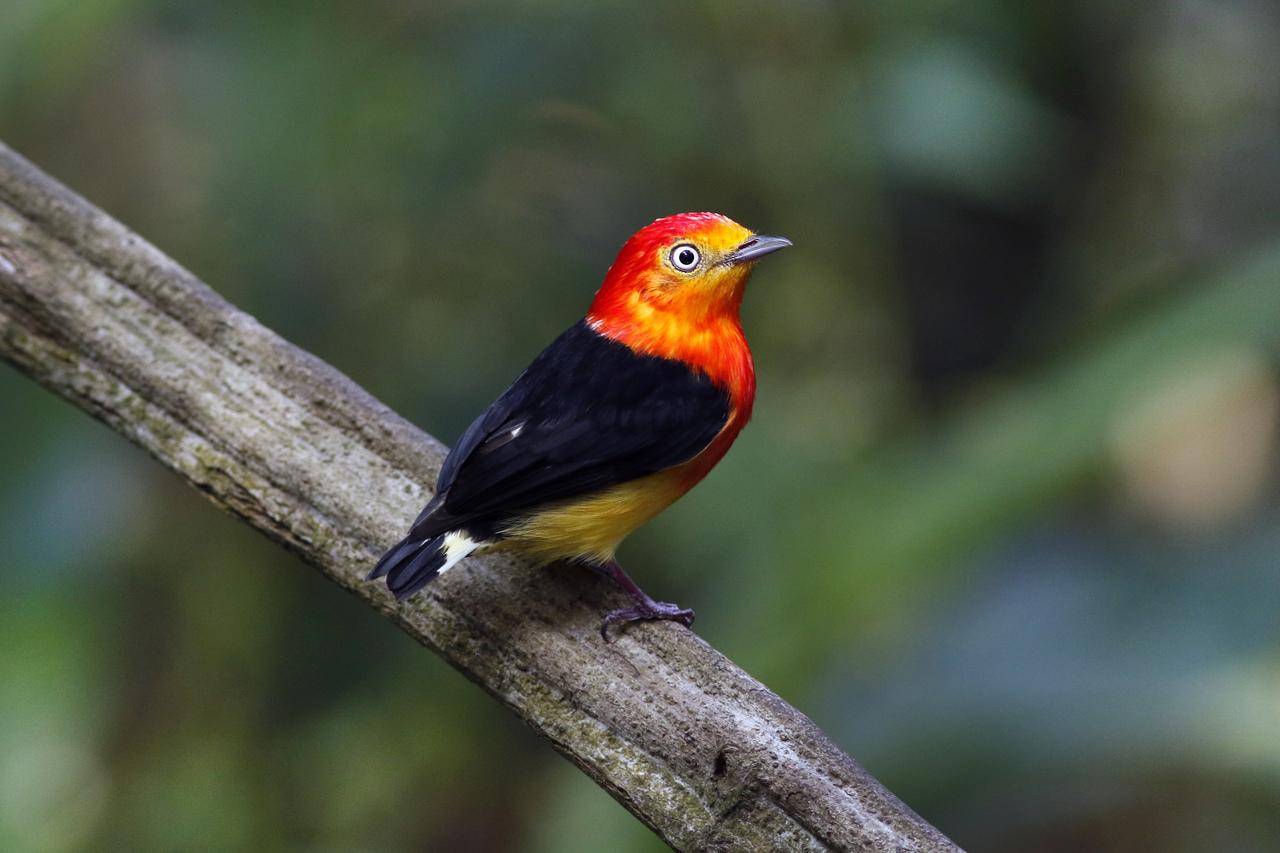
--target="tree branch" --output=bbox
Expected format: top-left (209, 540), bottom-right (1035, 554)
top-left (0, 141), bottom-right (958, 852)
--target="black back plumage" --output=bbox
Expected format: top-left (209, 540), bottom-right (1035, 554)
top-left (408, 321), bottom-right (730, 542)
top-left (370, 321), bottom-right (730, 597)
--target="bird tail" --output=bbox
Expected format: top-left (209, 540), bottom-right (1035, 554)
top-left (368, 531), bottom-right (479, 600)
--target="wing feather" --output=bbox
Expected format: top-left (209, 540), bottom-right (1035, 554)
top-left (408, 321), bottom-right (730, 540)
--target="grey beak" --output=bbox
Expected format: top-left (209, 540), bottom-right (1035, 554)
top-left (724, 234), bottom-right (793, 265)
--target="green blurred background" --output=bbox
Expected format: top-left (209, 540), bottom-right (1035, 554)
top-left (3, 1), bottom-right (1280, 850)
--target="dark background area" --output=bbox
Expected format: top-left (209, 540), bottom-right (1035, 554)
top-left (3, 1), bottom-right (1279, 850)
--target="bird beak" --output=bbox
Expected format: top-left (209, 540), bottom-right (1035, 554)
top-left (723, 234), bottom-right (793, 265)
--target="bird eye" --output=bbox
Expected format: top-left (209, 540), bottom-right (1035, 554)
top-left (669, 244), bottom-right (701, 272)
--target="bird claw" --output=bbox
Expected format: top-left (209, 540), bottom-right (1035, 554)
top-left (600, 600), bottom-right (695, 641)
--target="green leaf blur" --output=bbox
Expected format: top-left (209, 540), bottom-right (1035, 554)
top-left (2, 1), bottom-right (1279, 850)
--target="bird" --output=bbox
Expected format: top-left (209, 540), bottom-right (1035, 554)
top-left (369, 212), bottom-right (791, 637)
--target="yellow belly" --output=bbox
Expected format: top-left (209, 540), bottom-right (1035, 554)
top-left (496, 467), bottom-right (690, 564)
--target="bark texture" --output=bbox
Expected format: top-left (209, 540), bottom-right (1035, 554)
top-left (0, 142), bottom-right (959, 852)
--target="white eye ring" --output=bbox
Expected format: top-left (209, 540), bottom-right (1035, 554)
top-left (670, 243), bottom-right (701, 272)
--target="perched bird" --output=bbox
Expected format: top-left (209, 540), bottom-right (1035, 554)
top-left (369, 212), bottom-right (790, 636)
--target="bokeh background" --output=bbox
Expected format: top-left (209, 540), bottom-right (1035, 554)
top-left (3, 1), bottom-right (1280, 850)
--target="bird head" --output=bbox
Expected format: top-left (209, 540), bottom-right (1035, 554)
top-left (585, 212), bottom-right (789, 403)
top-left (587, 212), bottom-right (790, 334)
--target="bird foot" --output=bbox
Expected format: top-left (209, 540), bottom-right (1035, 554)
top-left (601, 600), bottom-right (695, 641)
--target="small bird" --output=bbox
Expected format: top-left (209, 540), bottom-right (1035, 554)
top-left (369, 212), bottom-right (790, 637)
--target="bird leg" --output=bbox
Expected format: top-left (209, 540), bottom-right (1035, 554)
top-left (597, 560), bottom-right (695, 640)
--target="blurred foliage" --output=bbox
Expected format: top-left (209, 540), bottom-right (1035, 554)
top-left (3, 1), bottom-right (1280, 850)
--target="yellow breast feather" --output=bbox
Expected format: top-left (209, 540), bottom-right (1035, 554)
top-left (498, 467), bottom-right (689, 564)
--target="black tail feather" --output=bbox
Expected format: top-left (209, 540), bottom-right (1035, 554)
top-left (371, 535), bottom-right (448, 600)
top-left (368, 536), bottom-right (420, 580)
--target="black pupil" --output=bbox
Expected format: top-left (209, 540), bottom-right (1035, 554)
top-left (678, 248), bottom-right (695, 266)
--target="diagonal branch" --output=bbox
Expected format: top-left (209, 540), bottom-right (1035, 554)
top-left (0, 141), bottom-right (958, 852)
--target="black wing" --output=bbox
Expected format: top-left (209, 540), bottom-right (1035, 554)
top-left (407, 321), bottom-right (730, 540)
